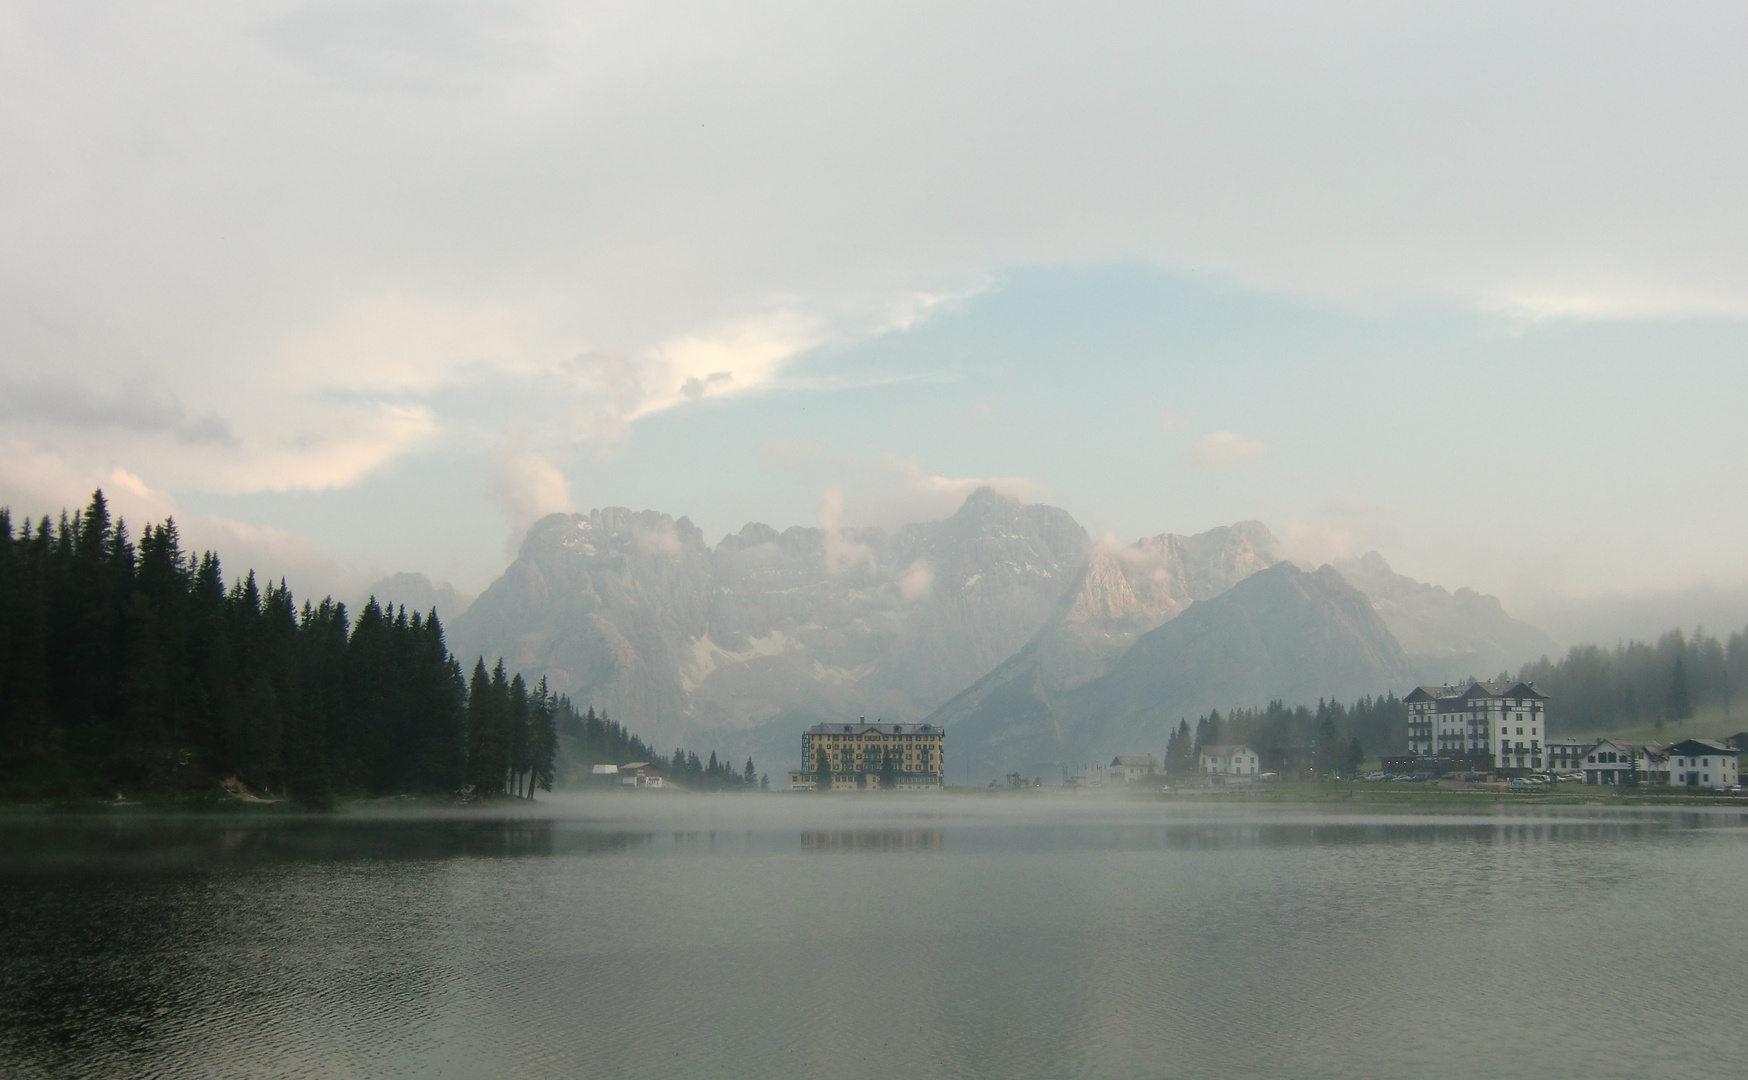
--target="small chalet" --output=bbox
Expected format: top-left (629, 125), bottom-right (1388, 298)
top-left (1110, 755), bottom-right (1161, 783)
top-left (617, 762), bottom-right (666, 788)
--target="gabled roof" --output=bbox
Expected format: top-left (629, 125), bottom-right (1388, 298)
top-left (1451, 679), bottom-right (1548, 703)
top-left (807, 721), bottom-right (941, 735)
top-left (1664, 739), bottom-right (1740, 758)
top-left (1405, 684), bottom-right (1462, 703)
top-left (1111, 755), bottom-right (1159, 767)
top-left (1199, 744), bottom-right (1253, 757)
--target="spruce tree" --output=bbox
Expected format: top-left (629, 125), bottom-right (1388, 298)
top-left (1667, 655), bottom-right (1692, 724)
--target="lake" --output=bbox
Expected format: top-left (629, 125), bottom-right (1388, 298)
top-left (3, 794), bottom-right (1746, 1079)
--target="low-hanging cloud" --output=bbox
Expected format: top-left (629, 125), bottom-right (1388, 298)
top-left (487, 438), bottom-right (575, 549)
top-left (1186, 431), bottom-right (1269, 470)
top-left (899, 558), bottom-right (935, 601)
top-left (815, 484), bottom-right (875, 573)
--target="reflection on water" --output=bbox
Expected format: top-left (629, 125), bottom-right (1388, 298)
top-left (801, 828), bottom-right (944, 852)
top-left (2, 797), bottom-right (1747, 1080)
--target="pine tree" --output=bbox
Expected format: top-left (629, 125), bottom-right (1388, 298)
top-left (529, 677), bottom-right (557, 797)
top-left (1667, 654), bottom-right (1692, 724)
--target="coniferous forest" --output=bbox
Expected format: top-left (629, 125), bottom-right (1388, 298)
top-left (0, 491), bottom-right (760, 803)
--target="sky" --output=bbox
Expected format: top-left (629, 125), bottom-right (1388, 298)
top-left (3, 1), bottom-right (1747, 641)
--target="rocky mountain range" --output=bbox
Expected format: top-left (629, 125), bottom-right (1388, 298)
top-left (432, 488), bottom-right (1558, 782)
top-left (1331, 551), bottom-right (1556, 682)
top-left (449, 488), bottom-right (1088, 754)
top-left (936, 562), bottom-right (1412, 781)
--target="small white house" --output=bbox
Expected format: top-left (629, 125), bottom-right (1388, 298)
top-left (1110, 755), bottom-right (1161, 783)
top-left (1580, 741), bottom-right (1671, 785)
top-left (1664, 740), bottom-right (1739, 791)
top-left (1200, 744), bottom-right (1259, 777)
top-left (1581, 740), bottom-right (1640, 785)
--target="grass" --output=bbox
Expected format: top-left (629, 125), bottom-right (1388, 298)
top-left (1562, 700), bottom-right (1747, 745)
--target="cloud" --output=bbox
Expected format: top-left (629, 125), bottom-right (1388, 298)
top-left (1279, 497), bottom-right (1397, 567)
top-left (487, 437), bottom-right (574, 546)
top-left (1185, 431), bottom-right (1269, 470)
top-left (0, 447), bottom-right (363, 602)
top-left (829, 454), bottom-right (1044, 529)
top-left (815, 484), bottom-right (874, 573)
top-left (898, 558), bottom-right (935, 601)
top-left (630, 312), bottom-right (826, 421)
top-left (212, 403), bottom-right (438, 493)
top-left (0, 376), bottom-right (235, 445)
top-left (1156, 408), bottom-right (1188, 435)
top-left (8, 1), bottom-right (1739, 518)
top-left (883, 453), bottom-right (1041, 503)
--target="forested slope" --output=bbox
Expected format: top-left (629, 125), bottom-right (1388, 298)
top-left (0, 491), bottom-right (750, 802)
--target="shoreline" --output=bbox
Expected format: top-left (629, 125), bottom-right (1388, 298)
top-left (5, 780), bottom-right (1748, 814)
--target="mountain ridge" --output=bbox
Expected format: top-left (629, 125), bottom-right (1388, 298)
top-left (443, 491), bottom-right (1555, 776)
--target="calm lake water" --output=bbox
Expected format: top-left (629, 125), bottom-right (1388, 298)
top-left (3, 794), bottom-right (1746, 1079)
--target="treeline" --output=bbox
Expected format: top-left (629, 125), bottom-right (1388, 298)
top-left (0, 491), bottom-right (752, 802)
top-left (666, 748), bottom-right (766, 791)
top-left (1517, 626), bottom-right (1748, 732)
top-left (1163, 694), bottom-right (1406, 777)
top-left (557, 704), bottom-right (766, 790)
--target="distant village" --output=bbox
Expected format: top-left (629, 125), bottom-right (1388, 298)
top-left (1095, 679), bottom-right (1742, 793)
top-left (582, 679), bottom-right (1743, 794)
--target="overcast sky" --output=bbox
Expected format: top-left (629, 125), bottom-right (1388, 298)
top-left (4, 1), bottom-right (1747, 636)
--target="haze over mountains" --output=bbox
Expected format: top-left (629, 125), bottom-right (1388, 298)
top-left (428, 489), bottom-right (1556, 781)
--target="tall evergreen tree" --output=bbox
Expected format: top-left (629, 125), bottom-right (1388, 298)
top-left (1666, 654), bottom-right (1692, 724)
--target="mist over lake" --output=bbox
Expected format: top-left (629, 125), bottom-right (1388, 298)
top-left (5, 794), bottom-right (1746, 1080)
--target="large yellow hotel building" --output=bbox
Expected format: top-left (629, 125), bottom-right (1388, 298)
top-left (788, 720), bottom-right (945, 790)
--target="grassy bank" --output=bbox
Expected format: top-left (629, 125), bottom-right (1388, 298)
top-left (1148, 779), bottom-right (1748, 807)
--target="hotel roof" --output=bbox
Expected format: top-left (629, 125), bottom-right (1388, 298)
top-left (806, 722), bottom-right (941, 735)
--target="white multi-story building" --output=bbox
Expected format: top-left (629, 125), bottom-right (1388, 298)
top-left (1200, 744), bottom-right (1259, 777)
top-left (1664, 739), bottom-right (1740, 791)
top-left (1404, 680), bottom-right (1549, 771)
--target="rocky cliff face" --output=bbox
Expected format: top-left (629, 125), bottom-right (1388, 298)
top-left (919, 522), bottom-right (1283, 766)
top-left (1332, 551), bottom-right (1556, 681)
top-left (450, 488), bottom-right (1089, 750)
